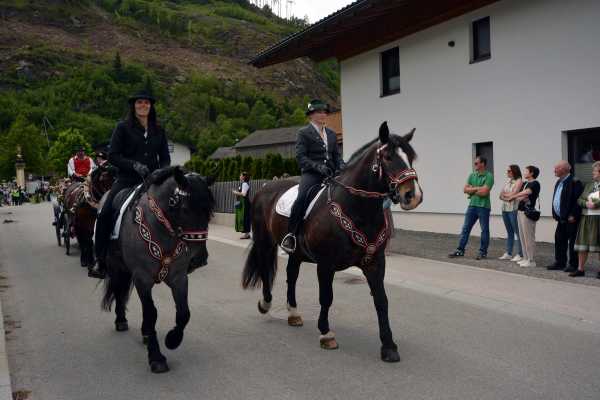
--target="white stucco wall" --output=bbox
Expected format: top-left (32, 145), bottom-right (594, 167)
top-left (169, 142), bottom-right (192, 167)
top-left (340, 0), bottom-right (600, 242)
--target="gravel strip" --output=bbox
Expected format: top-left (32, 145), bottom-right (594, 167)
top-left (388, 229), bottom-right (600, 287)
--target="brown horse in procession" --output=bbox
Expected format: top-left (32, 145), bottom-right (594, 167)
top-left (242, 122), bottom-right (423, 362)
top-left (62, 165), bottom-right (116, 266)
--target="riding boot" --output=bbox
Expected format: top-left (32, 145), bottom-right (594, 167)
top-left (89, 210), bottom-right (111, 279)
top-left (281, 210), bottom-right (300, 254)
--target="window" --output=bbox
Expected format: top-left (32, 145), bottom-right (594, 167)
top-left (381, 47), bottom-right (400, 96)
top-left (567, 128), bottom-right (600, 184)
top-left (471, 17), bottom-right (491, 63)
top-left (473, 142), bottom-right (494, 175)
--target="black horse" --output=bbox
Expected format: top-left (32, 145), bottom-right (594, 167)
top-left (101, 166), bottom-right (214, 373)
top-left (242, 122), bottom-right (423, 362)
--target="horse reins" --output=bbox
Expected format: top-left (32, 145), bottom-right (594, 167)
top-left (135, 193), bottom-right (208, 283)
top-left (326, 142), bottom-right (418, 267)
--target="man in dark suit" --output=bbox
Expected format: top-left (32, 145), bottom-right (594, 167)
top-left (280, 99), bottom-right (343, 253)
top-left (547, 161), bottom-right (583, 272)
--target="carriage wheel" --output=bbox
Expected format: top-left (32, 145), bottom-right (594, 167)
top-left (62, 215), bottom-right (71, 255)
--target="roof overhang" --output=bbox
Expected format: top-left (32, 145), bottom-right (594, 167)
top-left (251, 0), bottom-right (499, 68)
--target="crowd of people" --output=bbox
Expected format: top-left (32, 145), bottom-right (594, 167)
top-left (0, 185), bottom-right (27, 206)
top-left (449, 157), bottom-right (600, 278)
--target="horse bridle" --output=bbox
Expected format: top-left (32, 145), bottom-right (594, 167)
top-left (153, 190), bottom-right (209, 242)
top-left (331, 143), bottom-right (418, 199)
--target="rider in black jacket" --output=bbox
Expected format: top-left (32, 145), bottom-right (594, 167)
top-left (89, 90), bottom-right (171, 278)
top-left (280, 99), bottom-right (343, 253)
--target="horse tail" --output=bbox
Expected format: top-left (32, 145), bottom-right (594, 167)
top-left (101, 265), bottom-right (133, 311)
top-left (241, 198), bottom-right (277, 290)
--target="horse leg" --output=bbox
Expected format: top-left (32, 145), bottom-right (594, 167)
top-left (114, 269), bottom-right (131, 332)
top-left (364, 258), bottom-right (400, 362)
top-left (135, 281), bottom-right (169, 373)
top-left (286, 255), bottom-right (303, 327)
top-left (317, 265), bottom-right (338, 350)
top-left (165, 275), bottom-right (189, 350)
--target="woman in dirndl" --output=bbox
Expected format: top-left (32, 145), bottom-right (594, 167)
top-left (233, 172), bottom-right (251, 239)
top-left (571, 161), bottom-right (600, 278)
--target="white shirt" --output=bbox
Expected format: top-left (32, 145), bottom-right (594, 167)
top-left (240, 182), bottom-right (250, 197)
top-left (310, 122), bottom-right (328, 155)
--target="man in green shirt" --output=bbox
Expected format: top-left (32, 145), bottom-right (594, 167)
top-left (449, 156), bottom-right (494, 259)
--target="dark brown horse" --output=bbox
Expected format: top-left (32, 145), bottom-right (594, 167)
top-left (63, 165), bottom-right (116, 267)
top-left (242, 122), bottom-right (423, 362)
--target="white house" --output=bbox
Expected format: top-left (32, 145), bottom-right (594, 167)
top-left (252, 0), bottom-right (600, 243)
top-left (168, 141), bottom-right (193, 167)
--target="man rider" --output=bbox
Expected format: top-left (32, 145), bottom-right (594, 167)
top-left (88, 90), bottom-right (171, 279)
top-left (67, 146), bottom-right (95, 181)
top-left (280, 99), bottom-right (343, 253)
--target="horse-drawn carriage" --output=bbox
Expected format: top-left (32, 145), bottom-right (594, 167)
top-left (52, 166), bottom-right (115, 266)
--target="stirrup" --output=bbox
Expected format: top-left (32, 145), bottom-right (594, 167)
top-left (280, 233), bottom-right (296, 254)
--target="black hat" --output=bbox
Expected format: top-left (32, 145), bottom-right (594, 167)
top-left (306, 99), bottom-right (330, 116)
top-left (128, 90), bottom-right (156, 105)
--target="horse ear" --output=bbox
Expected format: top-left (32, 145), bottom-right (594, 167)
top-left (403, 128), bottom-right (416, 143)
top-left (379, 121), bottom-right (389, 144)
top-left (204, 176), bottom-right (216, 187)
top-left (174, 166), bottom-right (189, 190)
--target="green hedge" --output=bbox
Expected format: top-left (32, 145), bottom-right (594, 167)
top-left (185, 153), bottom-right (300, 181)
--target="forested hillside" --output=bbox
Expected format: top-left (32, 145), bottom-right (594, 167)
top-left (0, 0), bottom-right (339, 179)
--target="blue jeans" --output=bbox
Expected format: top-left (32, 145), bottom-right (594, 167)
top-left (502, 210), bottom-right (522, 257)
top-left (457, 206), bottom-right (490, 255)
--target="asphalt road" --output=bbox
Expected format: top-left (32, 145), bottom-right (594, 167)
top-left (1, 203), bottom-right (599, 400)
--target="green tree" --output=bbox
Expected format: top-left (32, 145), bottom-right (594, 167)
top-left (0, 116), bottom-right (46, 180)
top-left (47, 128), bottom-right (92, 175)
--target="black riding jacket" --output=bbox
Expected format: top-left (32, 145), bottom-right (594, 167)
top-left (296, 124), bottom-right (343, 175)
top-left (108, 120), bottom-right (171, 184)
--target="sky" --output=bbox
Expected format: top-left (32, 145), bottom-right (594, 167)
top-left (292, 0), bottom-right (355, 23)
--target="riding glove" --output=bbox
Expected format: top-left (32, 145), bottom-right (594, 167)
top-left (316, 164), bottom-right (333, 178)
top-left (133, 162), bottom-right (150, 179)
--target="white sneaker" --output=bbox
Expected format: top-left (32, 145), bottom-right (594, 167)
top-left (511, 255), bottom-right (523, 262)
top-left (498, 253), bottom-right (512, 260)
top-left (518, 259), bottom-right (528, 266)
top-left (520, 260), bottom-right (536, 267)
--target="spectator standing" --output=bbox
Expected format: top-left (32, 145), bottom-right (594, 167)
top-left (508, 165), bottom-right (541, 267)
top-left (571, 162), bottom-right (600, 278)
top-left (546, 161), bottom-right (583, 272)
top-left (449, 156), bottom-right (494, 260)
top-left (499, 165), bottom-right (524, 261)
top-left (233, 172), bottom-right (252, 239)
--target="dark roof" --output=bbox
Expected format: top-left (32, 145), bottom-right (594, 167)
top-left (234, 126), bottom-right (301, 149)
top-left (208, 146), bottom-right (238, 160)
top-left (251, 0), bottom-right (499, 67)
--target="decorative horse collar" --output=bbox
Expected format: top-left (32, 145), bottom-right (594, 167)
top-left (135, 194), bottom-right (208, 283)
top-left (325, 142), bottom-right (417, 267)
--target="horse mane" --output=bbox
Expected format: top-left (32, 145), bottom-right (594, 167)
top-left (346, 134), bottom-right (417, 168)
top-left (127, 166), bottom-right (178, 212)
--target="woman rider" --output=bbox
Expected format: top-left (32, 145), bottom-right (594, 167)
top-left (89, 90), bottom-right (171, 278)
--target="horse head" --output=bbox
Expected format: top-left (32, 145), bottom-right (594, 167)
top-left (374, 122), bottom-right (423, 210)
top-left (146, 166), bottom-right (215, 267)
top-left (91, 164), bottom-right (116, 196)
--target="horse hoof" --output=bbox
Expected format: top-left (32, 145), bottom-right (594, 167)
top-left (150, 360), bottom-right (170, 374)
top-left (381, 348), bottom-right (401, 363)
top-left (287, 315), bottom-right (304, 327)
top-left (320, 337), bottom-right (339, 350)
top-left (143, 335), bottom-right (149, 345)
top-left (257, 300), bottom-right (271, 314)
top-left (115, 321), bottom-right (129, 332)
top-left (165, 329), bottom-right (184, 350)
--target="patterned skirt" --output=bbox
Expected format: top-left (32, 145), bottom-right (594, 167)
top-left (574, 215), bottom-right (600, 252)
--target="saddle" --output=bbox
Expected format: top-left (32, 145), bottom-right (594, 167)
top-left (110, 185), bottom-right (142, 240)
top-left (275, 184), bottom-right (325, 219)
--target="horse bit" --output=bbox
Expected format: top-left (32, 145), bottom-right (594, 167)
top-left (135, 188), bottom-right (208, 283)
